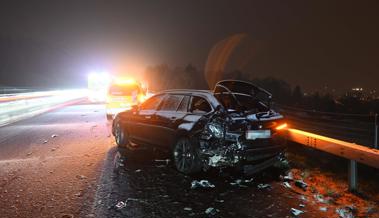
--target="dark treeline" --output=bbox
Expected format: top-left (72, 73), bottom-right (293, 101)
top-left (145, 64), bottom-right (208, 91)
top-left (145, 64), bottom-right (379, 115)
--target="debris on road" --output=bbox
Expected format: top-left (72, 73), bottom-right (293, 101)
top-left (51, 134), bottom-right (58, 138)
top-left (126, 197), bottom-right (144, 202)
top-left (336, 206), bottom-right (355, 218)
top-left (205, 207), bottom-right (219, 216)
top-left (74, 191), bottom-right (82, 197)
top-left (314, 194), bottom-right (327, 203)
top-left (299, 195), bottom-right (307, 202)
top-left (230, 178), bottom-right (254, 187)
top-left (76, 175), bottom-right (87, 180)
top-left (290, 208), bottom-right (304, 216)
top-left (283, 172), bottom-right (294, 181)
top-left (114, 198), bottom-right (147, 207)
top-left (257, 183), bottom-right (271, 190)
top-left (115, 201), bottom-right (126, 209)
top-left (294, 180), bottom-right (308, 191)
top-left (191, 180), bottom-right (215, 189)
top-left (283, 182), bottom-right (292, 189)
top-left (154, 159), bottom-right (170, 164)
top-left (230, 179), bottom-right (246, 188)
top-left (244, 178), bottom-right (254, 183)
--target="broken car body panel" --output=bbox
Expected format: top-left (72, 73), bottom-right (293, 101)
top-left (196, 80), bottom-right (286, 171)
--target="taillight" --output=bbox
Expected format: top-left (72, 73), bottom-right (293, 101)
top-left (275, 123), bottom-right (288, 130)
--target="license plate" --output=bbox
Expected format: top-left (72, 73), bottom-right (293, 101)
top-left (246, 130), bottom-right (271, 140)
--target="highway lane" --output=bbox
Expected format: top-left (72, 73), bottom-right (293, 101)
top-left (0, 102), bottom-right (111, 218)
top-left (0, 101), bottom-right (377, 218)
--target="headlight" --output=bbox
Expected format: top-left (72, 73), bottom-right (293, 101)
top-left (207, 123), bottom-right (224, 138)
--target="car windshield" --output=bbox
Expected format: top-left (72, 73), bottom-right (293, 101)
top-left (108, 84), bottom-right (140, 96)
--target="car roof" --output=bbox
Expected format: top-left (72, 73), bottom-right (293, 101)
top-left (160, 89), bottom-right (212, 95)
top-left (154, 89), bottom-right (221, 108)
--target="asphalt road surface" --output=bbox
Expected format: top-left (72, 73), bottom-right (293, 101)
top-left (0, 101), bottom-right (377, 218)
top-left (0, 102), bottom-right (112, 218)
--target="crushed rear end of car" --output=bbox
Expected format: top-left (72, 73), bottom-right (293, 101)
top-left (197, 80), bottom-right (287, 174)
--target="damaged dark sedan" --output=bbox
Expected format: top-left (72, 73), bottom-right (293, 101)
top-left (112, 80), bottom-right (287, 175)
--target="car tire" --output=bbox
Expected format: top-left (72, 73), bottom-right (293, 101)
top-left (173, 137), bottom-right (202, 174)
top-left (114, 122), bottom-right (129, 148)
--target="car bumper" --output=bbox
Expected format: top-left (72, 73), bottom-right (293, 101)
top-left (202, 139), bottom-right (286, 170)
top-left (240, 144), bottom-right (285, 162)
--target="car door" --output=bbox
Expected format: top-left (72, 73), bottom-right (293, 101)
top-left (126, 94), bottom-right (165, 145)
top-left (154, 94), bottom-right (187, 148)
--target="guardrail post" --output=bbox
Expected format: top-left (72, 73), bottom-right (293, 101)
top-left (375, 113), bottom-right (378, 149)
top-left (348, 160), bottom-right (357, 192)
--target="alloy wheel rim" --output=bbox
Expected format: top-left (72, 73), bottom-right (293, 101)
top-left (175, 140), bottom-right (194, 172)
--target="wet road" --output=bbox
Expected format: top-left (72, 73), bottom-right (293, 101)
top-left (0, 102), bottom-right (112, 218)
top-left (93, 147), bottom-right (315, 218)
top-left (0, 101), bottom-right (377, 218)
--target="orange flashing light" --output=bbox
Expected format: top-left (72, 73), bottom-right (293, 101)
top-left (137, 94), bottom-right (146, 103)
top-left (114, 78), bottom-right (137, 85)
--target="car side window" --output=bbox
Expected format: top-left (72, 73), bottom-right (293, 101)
top-left (177, 95), bottom-right (190, 112)
top-left (160, 95), bottom-right (183, 111)
top-left (190, 96), bottom-right (212, 114)
top-left (140, 95), bottom-right (164, 110)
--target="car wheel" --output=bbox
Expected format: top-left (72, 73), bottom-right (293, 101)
top-left (173, 137), bottom-right (202, 174)
top-left (115, 122), bottom-right (129, 148)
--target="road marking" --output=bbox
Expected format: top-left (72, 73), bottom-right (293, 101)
top-left (0, 154), bottom-right (91, 165)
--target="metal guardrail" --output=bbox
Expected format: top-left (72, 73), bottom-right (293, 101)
top-left (287, 128), bottom-right (379, 168)
top-left (277, 104), bottom-right (379, 191)
top-left (0, 87), bottom-right (42, 95)
top-left (0, 91), bottom-right (58, 102)
top-left (277, 104), bottom-right (378, 148)
top-left (0, 89), bottom-right (87, 127)
top-left (286, 127), bottom-right (379, 191)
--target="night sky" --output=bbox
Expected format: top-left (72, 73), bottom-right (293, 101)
top-left (0, 0), bottom-right (378, 92)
